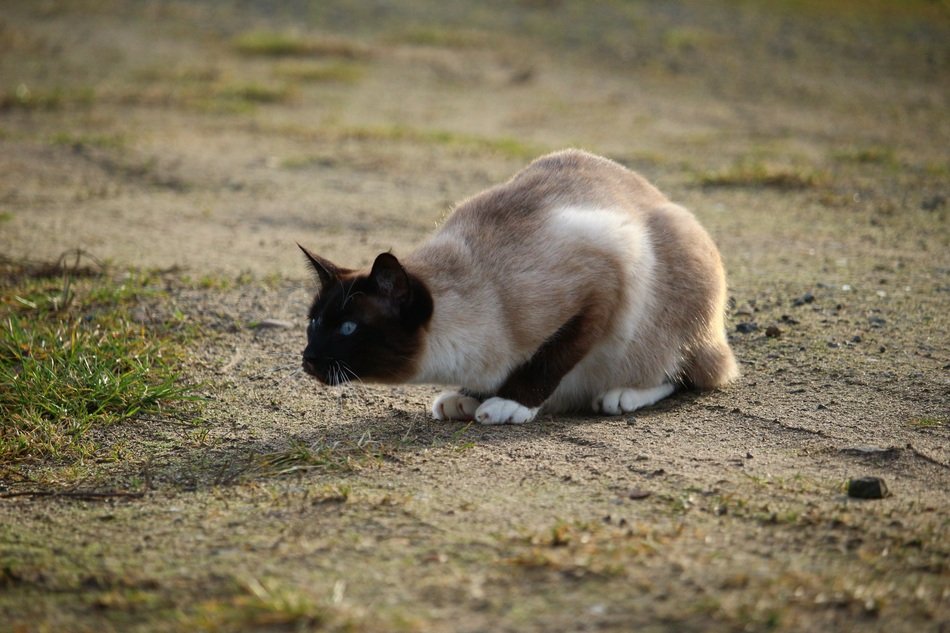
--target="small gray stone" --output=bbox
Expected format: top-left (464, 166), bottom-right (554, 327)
top-left (847, 477), bottom-right (889, 499)
top-left (736, 322), bottom-right (758, 334)
top-left (840, 446), bottom-right (900, 459)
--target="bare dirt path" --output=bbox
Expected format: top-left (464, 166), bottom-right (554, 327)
top-left (1, 2), bottom-right (948, 631)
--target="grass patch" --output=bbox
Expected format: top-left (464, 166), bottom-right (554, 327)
top-left (389, 27), bottom-right (489, 48)
top-left (180, 273), bottom-right (238, 291)
top-left (233, 31), bottom-right (368, 59)
top-left (506, 519), bottom-right (680, 578)
top-left (0, 253), bottom-right (198, 463)
top-left (189, 576), bottom-right (363, 632)
top-left (698, 160), bottom-right (825, 190)
top-left (908, 417), bottom-right (945, 429)
top-left (662, 26), bottom-right (723, 54)
top-left (252, 438), bottom-right (383, 478)
top-left (185, 82), bottom-right (298, 113)
top-left (274, 60), bottom-right (366, 84)
top-left (832, 145), bottom-right (899, 167)
top-left (276, 124), bottom-right (541, 162)
top-left (217, 82), bottom-right (296, 104)
top-left (49, 131), bottom-right (127, 150)
top-left (0, 83), bottom-right (95, 111)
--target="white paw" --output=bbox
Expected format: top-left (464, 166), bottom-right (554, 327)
top-left (431, 391), bottom-right (481, 421)
top-left (593, 384), bottom-right (675, 415)
top-left (474, 397), bottom-right (538, 425)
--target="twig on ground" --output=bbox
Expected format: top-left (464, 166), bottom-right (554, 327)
top-left (0, 489), bottom-right (146, 500)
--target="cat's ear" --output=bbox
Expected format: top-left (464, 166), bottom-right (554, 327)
top-left (298, 243), bottom-right (347, 290)
top-left (369, 252), bottom-right (410, 303)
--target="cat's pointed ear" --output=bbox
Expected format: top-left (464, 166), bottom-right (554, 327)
top-left (370, 252), bottom-right (410, 303)
top-left (298, 243), bottom-right (346, 290)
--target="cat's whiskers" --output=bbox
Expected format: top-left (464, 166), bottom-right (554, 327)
top-left (331, 362), bottom-right (345, 387)
top-left (338, 361), bottom-right (363, 386)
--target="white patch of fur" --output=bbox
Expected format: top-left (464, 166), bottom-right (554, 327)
top-left (413, 297), bottom-right (519, 393)
top-left (475, 397), bottom-right (538, 425)
top-left (593, 384), bottom-right (675, 415)
top-left (431, 391), bottom-right (480, 421)
top-left (411, 235), bottom-right (520, 393)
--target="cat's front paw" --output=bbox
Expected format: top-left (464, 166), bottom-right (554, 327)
top-left (432, 391), bottom-right (481, 421)
top-left (474, 397), bottom-right (538, 425)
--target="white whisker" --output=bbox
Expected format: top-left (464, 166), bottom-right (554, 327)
top-left (339, 361), bottom-right (363, 385)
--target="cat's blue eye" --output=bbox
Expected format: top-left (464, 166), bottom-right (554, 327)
top-left (340, 321), bottom-right (357, 336)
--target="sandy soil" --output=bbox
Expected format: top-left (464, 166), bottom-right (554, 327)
top-left (1, 1), bottom-right (948, 631)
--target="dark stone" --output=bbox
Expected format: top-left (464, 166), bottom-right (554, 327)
top-left (765, 325), bottom-right (781, 338)
top-left (736, 322), bottom-right (758, 334)
top-left (868, 316), bottom-right (886, 328)
top-left (921, 194), bottom-right (945, 212)
top-left (847, 477), bottom-right (889, 499)
top-left (792, 292), bottom-right (815, 307)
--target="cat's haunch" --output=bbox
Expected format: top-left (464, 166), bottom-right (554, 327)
top-left (301, 149), bottom-right (738, 424)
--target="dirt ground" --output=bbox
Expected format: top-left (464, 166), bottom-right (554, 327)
top-left (1, 1), bottom-right (948, 631)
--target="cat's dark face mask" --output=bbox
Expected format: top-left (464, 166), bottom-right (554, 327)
top-left (299, 247), bottom-right (433, 385)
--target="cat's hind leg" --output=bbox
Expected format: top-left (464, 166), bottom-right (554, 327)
top-left (593, 384), bottom-right (675, 415)
top-left (432, 391), bottom-right (481, 421)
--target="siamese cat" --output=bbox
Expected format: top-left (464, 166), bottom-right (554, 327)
top-left (300, 149), bottom-right (738, 425)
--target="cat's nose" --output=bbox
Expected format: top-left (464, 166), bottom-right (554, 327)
top-left (301, 353), bottom-right (319, 376)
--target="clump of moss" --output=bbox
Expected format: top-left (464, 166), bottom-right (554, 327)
top-left (233, 31), bottom-right (368, 59)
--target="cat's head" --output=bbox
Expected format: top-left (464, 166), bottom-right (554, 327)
top-left (299, 245), bottom-right (433, 386)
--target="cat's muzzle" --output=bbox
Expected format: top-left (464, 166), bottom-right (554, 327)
top-left (301, 355), bottom-right (326, 382)
top-left (301, 355), bottom-right (350, 386)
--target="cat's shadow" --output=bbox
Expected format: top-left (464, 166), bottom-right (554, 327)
top-left (297, 389), bottom-right (697, 451)
top-left (143, 391), bottom-right (697, 491)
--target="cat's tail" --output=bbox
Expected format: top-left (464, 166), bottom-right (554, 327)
top-left (683, 337), bottom-right (739, 390)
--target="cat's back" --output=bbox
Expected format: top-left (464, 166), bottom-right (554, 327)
top-left (443, 149), bottom-right (669, 236)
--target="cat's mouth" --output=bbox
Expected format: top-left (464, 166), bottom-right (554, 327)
top-left (301, 356), bottom-right (355, 386)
